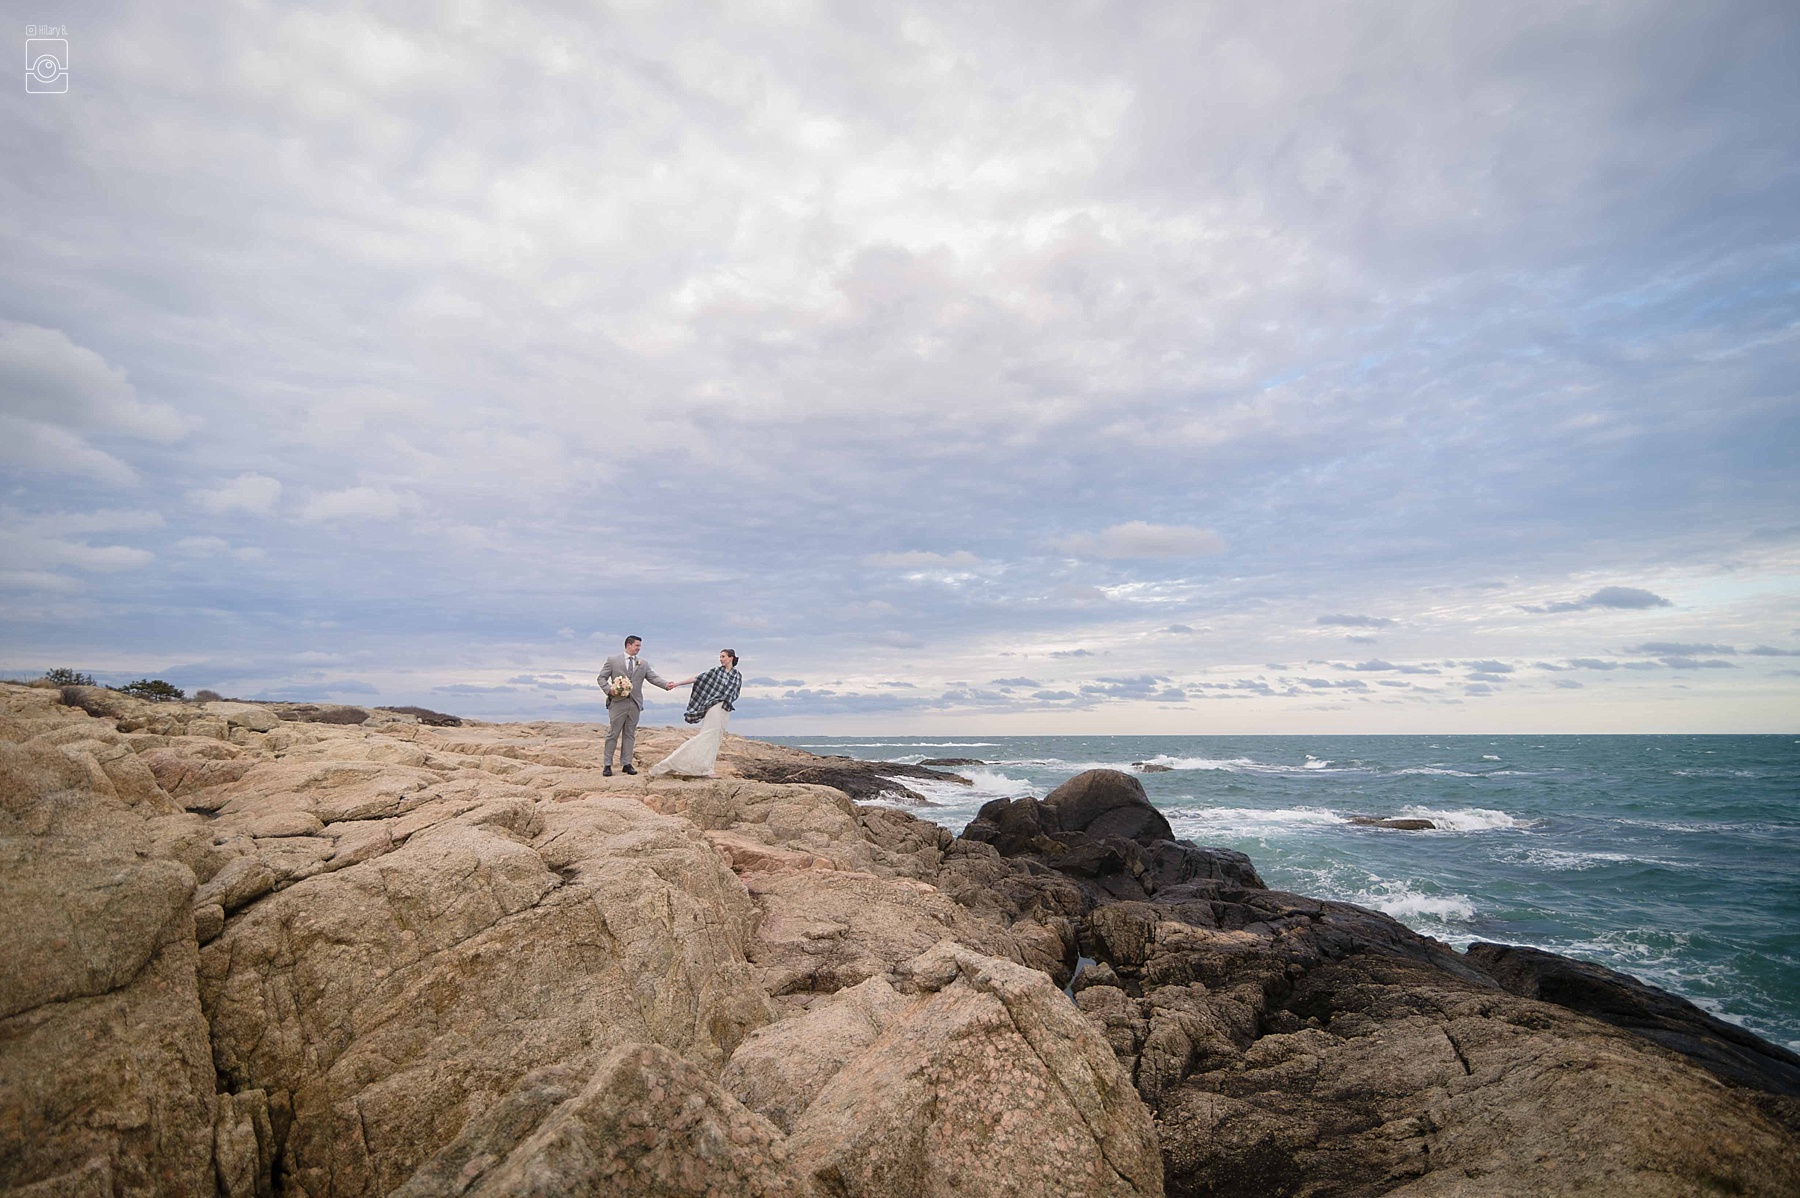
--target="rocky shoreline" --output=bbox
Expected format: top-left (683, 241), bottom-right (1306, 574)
top-left (3, 682), bottom-right (1796, 1196)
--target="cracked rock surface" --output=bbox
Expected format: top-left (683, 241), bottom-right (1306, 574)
top-left (0, 687), bottom-right (1147, 1198)
top-left (4, 687), bottom-right (1796, 1197)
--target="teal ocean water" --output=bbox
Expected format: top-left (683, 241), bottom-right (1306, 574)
top-left (764, 734), bottom-right (1800, 1052)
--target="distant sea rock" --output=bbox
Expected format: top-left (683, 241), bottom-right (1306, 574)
top-left (3, 688), bottom-right (1795, 1197)
top-left (1347, 814), bottom-right (1437, 830)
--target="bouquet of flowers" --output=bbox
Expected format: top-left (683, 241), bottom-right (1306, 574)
top-left (605, 672), bottom-right (634, 699)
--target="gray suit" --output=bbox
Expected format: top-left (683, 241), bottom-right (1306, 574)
top-left (598, 652), bottom-right (670, 769)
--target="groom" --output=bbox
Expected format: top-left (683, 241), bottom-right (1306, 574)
top-left (598, 635), bottom-right (675, 775)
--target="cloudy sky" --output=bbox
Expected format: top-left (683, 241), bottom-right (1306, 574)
top-left (3, 0), bottom-right (1797, 732)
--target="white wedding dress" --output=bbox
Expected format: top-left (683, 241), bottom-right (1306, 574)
top-left (647, 703), bottom-right (729, 777)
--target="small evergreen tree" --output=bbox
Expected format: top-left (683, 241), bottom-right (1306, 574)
top-left (43, 668), bottom-right (96, 686)
top-left (119, 679), bottom-right (185, 702)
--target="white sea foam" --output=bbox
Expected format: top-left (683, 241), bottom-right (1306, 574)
top-left (898, 770), bottom-right (1040, 820)
top-left (1165, 806), bottom-right (1343, 838)
top-left (1008, 758), bottom-right (1130, 771)
top-left (796, 741), bottom-right (999, 749)
top-left (1138, 753), bottom-right (1265, 771)
top-left (957, 768), bottom-right (1040, 797)
top-left (1393, 805), bottom-right (1530, 831)
top-left (1136, 753), bottom-right (1365, 775)
top-left (1360, 880), bottom-right (1476, 924)
top-left (1618, 817), bottom-right (1729, 834)
top-left (1510, 847), bottom-right (1688, 871)
top-left (1394, 766), bottom-right (1479, 777)
top-left (1277, 865), bottom-right (1478, 934)
top-left (1481, 754), bottom-right (1501, 761)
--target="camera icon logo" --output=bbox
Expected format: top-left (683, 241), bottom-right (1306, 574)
top-left (26, 37), bottom-right (68, 93)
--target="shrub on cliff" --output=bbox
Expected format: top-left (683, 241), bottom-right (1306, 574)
top-left (118, 679), bottom-right (185, 702)
top-left (43, 668), bottom-right (96, 686)
top-left (194, 689), bottom-right (223, 702)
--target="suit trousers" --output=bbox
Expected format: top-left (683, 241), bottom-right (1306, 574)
top-left (605, 700), bottom-right (640, 767)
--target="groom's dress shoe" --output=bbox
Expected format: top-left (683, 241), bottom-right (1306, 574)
top-left (603, 766), bottom-right (613, 776)
top-left (622, 764), bottom-right (638, 775)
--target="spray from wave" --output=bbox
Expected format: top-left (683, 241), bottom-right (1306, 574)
top-left (1393, 806), bottom-right (1531, 831)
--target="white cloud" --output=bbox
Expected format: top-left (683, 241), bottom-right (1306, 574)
top-left (175, 535), bottom-right (231, 555)
top-left (0, 570), bottom-right (81, 593)
top-left (55, 543), bottom-right (155, 571)
top-left (864, 550), bottom-right (981, 568)
top-left (0, 322), bottom-right (179, 438)
top-left (6, 509), bottom-right (165, 536)
top-left (1, 2), bottom-right (1796, 731)
top-left (1057, 522), bottom-right (1225, 560)
top-left (1318, 614), bottom-right (1395, 628)
top-left (0, 323), bottom-right (186, 485)
top-left (0, 419), bottom-right (138, 485)
top-left (191, 473), bottom-right (283, 515)
top-left (298, 486), bottom-right (421, 522)
top-left (0, 528), bottom-right (154, 573)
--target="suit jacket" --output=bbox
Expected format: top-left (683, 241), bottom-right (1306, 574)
top-left (598, 653), bottom-right (669, 709)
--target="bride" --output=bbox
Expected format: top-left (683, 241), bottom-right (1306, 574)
top-left (648, 649), bottom-right (742, 778)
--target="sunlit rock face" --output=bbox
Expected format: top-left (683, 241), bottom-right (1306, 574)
top-left (2, 682), bottom-right (1795, 1197)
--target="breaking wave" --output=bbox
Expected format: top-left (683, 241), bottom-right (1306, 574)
top-left (1392, 805), bottom-right (1531, 831)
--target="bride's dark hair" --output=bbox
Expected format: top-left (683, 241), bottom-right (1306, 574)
top-left (722, 649), bottom-right (739, 667)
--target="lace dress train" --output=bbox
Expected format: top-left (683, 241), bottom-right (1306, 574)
top-left (647, 703), bottom-right (729, 777)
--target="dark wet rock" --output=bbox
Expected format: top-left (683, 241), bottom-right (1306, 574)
top-left (737, 755), bottom-right (968, 805)
top-left (376, 704), bottom-right (463, 727)
top-left (1346, 815), bottom-right (1436, 830)
top-left (959, 781), bottom-right (1262, 908)
top-left (269, 703), bottom-right (369, 725)
top-left (1061, 888), bottom-right (1800, 1196)
top-left (1139, 946), bottom-right (1799, 1197)
top-left (1466, 941), bottom-right (1800, 1098)
top-left (1043, 769), bottom-right (1174, 841)
top-left (948, 771), bottom-right (1800, 1195)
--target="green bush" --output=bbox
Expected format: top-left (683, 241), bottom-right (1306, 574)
top-left (194, 689), bottom-right (223, 703)
top-left (43, 668), bottom-right (96, 686)
top-left (118, 678), bottom-right (185, 703)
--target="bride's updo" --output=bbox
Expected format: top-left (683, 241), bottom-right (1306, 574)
top-left (722, 649), bottom-right (739, 667)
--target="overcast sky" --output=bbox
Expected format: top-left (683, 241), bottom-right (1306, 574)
top-left (2, 1), bottom-right (1797, 733)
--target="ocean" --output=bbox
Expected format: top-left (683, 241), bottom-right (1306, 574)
top-left (763, 733), bottom-right (1800, 1052)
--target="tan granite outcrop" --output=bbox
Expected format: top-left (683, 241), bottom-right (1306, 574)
top-left (731, 943), bottom-right (1162, 1197)
top-left (0, 716), bottom-right (216, 1196)
top-left (0, 686), bottom-right (1157, 1197)
top-left (6, 684), bottom-right (1797, 1197)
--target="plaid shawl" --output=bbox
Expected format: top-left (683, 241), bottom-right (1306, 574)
top-left (684, 666), bottom-right (741, 724)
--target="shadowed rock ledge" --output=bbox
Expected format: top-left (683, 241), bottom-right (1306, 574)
top-left (2, 683), bottom-right (1795, 1197)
